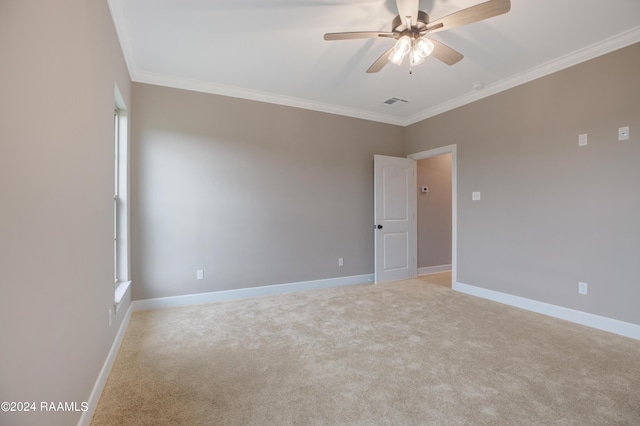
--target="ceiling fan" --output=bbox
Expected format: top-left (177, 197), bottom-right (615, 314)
top-left (324, 0), bottom-right (510, 73)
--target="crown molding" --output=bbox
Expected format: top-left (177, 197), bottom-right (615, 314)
top-left (108, 0), bottom-right (140, 80)
top-left (132, 70), bottom-right (407, 126)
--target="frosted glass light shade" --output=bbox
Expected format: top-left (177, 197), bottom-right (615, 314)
top-left (389, 36), bottom-right (411, 65)
top-left (415, 37), bottom-right (434, 58)
top-left (409, 49), bottom-right (425, 66)
top-left (389, 49), bottom-right (406, 65)
top-left (394, 36), bottom-right (412, 55)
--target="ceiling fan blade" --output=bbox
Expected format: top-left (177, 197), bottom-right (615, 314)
top-left (429, 39), bottom-right (464, 65)
top-left (366, 45), bottom-right (395, 73)
top-left (427, 0), bottom-right (510, 33)
top-left (396, 0), bottom-right (419, 28)
top-left (324, 31), bottom-right (394, 41)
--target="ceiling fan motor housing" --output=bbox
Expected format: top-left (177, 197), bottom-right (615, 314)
top-left (392, 11), bottom-right (429, 34)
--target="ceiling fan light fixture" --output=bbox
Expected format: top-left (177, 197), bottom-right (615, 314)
top-left (389, 49), bottom-right (406, 66)
top-left (394, 36), bottom-right (412, 55)
top-left (409, 48), bottom-right (425, 66)
top-left (415, 37), bottom-right (434, 58)
top-left (389, 36), bottom-right (411, 65)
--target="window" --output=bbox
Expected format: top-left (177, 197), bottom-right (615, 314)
top-left (114, 109), bottom-right (119, 283)
top-left (114, 85), bottom-right (130, 309)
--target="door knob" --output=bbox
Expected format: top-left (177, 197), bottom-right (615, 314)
top-left (376, 224), bottom-right (383, 229)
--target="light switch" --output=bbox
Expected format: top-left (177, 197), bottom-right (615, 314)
top-left (578, 133), bottom-right (588, 146)
top-left (472, 191), bottom-right (481, 201)
top-left (196, 269), bottom-right (204, 280)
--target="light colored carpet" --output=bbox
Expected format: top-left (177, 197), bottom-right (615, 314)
top-left (92, 279), bottom-right (640, 425)
top-left (418, 271), bottom-right (452, 288)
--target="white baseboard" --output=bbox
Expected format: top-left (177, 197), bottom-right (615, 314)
top-left (78, 303), bottom-right (133, 426)
top-left (418, 264), bottom-right (452, 276)
top-left (453, 281), bottom-right (640, 341)
top-left (132, 273), bottom-right (374, 311)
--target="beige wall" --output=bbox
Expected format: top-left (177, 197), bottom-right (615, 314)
top-left (130, 83), bottom-right (404, 300)
top-left (0, 1), bottom-right (131, 425)
top-left (405, 43), bottom-right (640, 325)
top-left (417, 155), bottom-right (452, 269)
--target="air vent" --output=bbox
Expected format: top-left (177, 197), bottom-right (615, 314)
top-left (381, 97), bottom-right (409, 108)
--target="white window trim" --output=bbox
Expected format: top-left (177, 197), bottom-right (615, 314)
top-left (114, 85), bottom-right (131, 312)
top-left (115, 280), bottom-right (131, 310)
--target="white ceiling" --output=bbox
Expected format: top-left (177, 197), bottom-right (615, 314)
top-left (108, 0), bottom-right (640, 126)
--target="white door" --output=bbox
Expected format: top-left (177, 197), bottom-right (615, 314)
top-left (374, 155), bottom-right (417, 283)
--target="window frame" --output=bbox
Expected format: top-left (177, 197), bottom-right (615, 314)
top-left (114, 85), bottom-right (130, 311)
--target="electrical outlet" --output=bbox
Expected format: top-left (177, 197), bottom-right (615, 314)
top-left (196, 269), bottom-right (204, 280)
top-left (578, 282), bottom-right (588, 295)
top-left (472, 191), bottom-right (481, 201)
top-left (338, 258), bottom-right (344, 267)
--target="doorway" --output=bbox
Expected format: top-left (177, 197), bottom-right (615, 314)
top-left (408, 145), bottom-right (457, 287)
